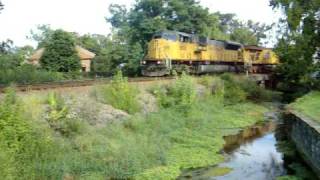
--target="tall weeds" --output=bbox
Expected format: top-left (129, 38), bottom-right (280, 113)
top-left (0, 88), bottom-right (58, 179)
top-left (101, 70), bottom-right (140, 114)
top-left (46, 92), bottom-right (84, 137)
top-left (151, 72), bottom-right (196, 109)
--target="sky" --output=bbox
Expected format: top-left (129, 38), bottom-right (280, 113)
top-left (0, 0), bottom-right (282, 47)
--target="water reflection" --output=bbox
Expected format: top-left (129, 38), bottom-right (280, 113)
top-left (223, 122), bottom-right (276, 153)
top-left (215, 133), bottom-right (285, 180)
top-left (178, 121), bottom-right (287, 180)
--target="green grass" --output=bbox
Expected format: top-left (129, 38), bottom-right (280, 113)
top-left (289, 91), bottom-right (320, 122)
top-left (0, 74), bottom-right (271, 179)
top-left (202, 167), bottom-right (233, 177)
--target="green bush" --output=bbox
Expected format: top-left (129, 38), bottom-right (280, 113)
top-left (101, 70), bottom-right (140, 114)
top-left (151, 72), bottom-right (196, 109)
top-left (0, 64), bottom-right (65, 85)
top-left (238, 78), bottom-right (281, 102)
top-left (223, 80), bottom-right (247, 104)
top-left (220, 74), bottom-right (247, 104)
top-left (0, 88), bottom-right (59, 179)
top-left (220, 73), bottom-right (280, 103)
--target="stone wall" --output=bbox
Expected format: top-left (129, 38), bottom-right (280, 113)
top-left (287, 111), bottom-right (320, 177)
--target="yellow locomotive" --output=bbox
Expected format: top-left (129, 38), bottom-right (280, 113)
top-left (141, 30), bottom-right (279, 76)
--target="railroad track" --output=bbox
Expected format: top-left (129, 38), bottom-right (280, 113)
top-left (0, 77), bottom-right (174, 93)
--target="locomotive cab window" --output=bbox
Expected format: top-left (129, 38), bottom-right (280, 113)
top-left (153, 35), bottom-right (162, 39)
top-left (179, 35), bottom-right (191, 43)
top-left (154, 32), bottom-right (178, 41)
top-left (163, 33), bottom-right (177, 41)
top-left (225, 41), bottom-right (242, 50)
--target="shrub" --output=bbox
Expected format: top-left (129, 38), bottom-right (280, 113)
top-left (238, 78), bottom-right (281, 102)
top-left (151, 72), bottom-right (196, 109)
top-left (46, 92), bottom-right (84, 137)
top-left (0, 64), bottom-right (65, 85)
top-left (220, 73), bottom-right (280, 103)
top-left (0, 88), bottom-right (31, 151)
top-left (0, 88), bottom-right (58, 179)
top-left (198, 75), bottom-right (225, 101)
top-left (101, 70), bottom-right (140, 114)
top-left (219, 73), bottom-right (247, 104)
top-left (223, 80), bottom-right (247, 104)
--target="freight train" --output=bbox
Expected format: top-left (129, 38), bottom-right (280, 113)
top-left (141, 30), bottom-right (279, 76)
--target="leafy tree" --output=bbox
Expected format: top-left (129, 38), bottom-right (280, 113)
top-left (108, 0), bottom-right (225, 48)
top-left (40, 30), bottom-right (81, 72)
top-left (230, 28), bottom-right (258, 45)
top-left (246, 20), bottom-right (273, 44)
top-left (108, 0), bottom-right (273, 49)
top-left (0, 40), bottom-right (30, 70)
top-left (16, 45), bottom-right (34, 60)
top-left (0, 1), bottom-right (3, 13)
top-left (94, 35), bottom-right (143, 76)
top-left (214, 13), bottom-right (272, 45)
top-left (77, 34), bottom-right (110, 55)
top-left (28, 25), bottom-right (55, 48)
top-left (0, 39), bottom-right (14, 54)
top-left (271, 0), bottom-right (320, 98)
top-left (123, 42), bottom-right (144, 76)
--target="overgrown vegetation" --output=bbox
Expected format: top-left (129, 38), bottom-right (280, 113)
top-left (289, 91), bottom-right (320, 122)
top-left (150, 72), bottom-right (196, 109)
top-left (0, 73), bottom-right (274, 179)
top-left (0, 64), bottom-right (65, 85)
top-left (46, 92), bottom-right (85, 137)
top-left (0, 88), bottom-right (57, 179)
top-left (100, 70), bottom-right (140, 114)
top-left (198, 74), bottom-right (281, 104)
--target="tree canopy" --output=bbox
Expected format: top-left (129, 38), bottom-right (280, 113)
top-left (107, 0), bottom-right (272, 48)
top-left (28, 24), bottom-right (55, 48)
top-left (271, 0), bottom-right (320, 98)
top-left (0, 1), bottom-right (3, 13)
top-left (40, 30), bottom-right (81, 72)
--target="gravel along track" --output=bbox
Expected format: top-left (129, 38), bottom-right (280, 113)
top-left (0, 77), bottom-right (175, 93)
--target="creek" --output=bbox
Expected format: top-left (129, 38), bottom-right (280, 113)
top-left (178, 111), bottom-right (317, 180)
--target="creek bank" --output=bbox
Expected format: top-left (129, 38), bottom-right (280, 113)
top-left (284, 110), bottom-right (320, 178)
top-left (284, 91), bottom-right (320, 178)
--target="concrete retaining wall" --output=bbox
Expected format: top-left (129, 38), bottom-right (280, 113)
top-left (288, 111), bottom-right (320, 177)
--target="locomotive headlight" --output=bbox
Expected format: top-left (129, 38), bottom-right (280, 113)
top-left (157, 61), bottom-right (161, 64)
top-left (142, 60), bottom-right (146, 65)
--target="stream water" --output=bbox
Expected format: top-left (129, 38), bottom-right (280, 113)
top-left (216, 126), bottom-right (285, 180)
top-left (178, 108), bottom-right (320, 180)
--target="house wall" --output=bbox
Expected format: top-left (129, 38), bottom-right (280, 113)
top-left (81, 59), bottom-right (91, 72)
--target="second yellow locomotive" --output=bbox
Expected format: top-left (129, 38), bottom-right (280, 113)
top-left (141, 30), bottom-right (279, 76)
